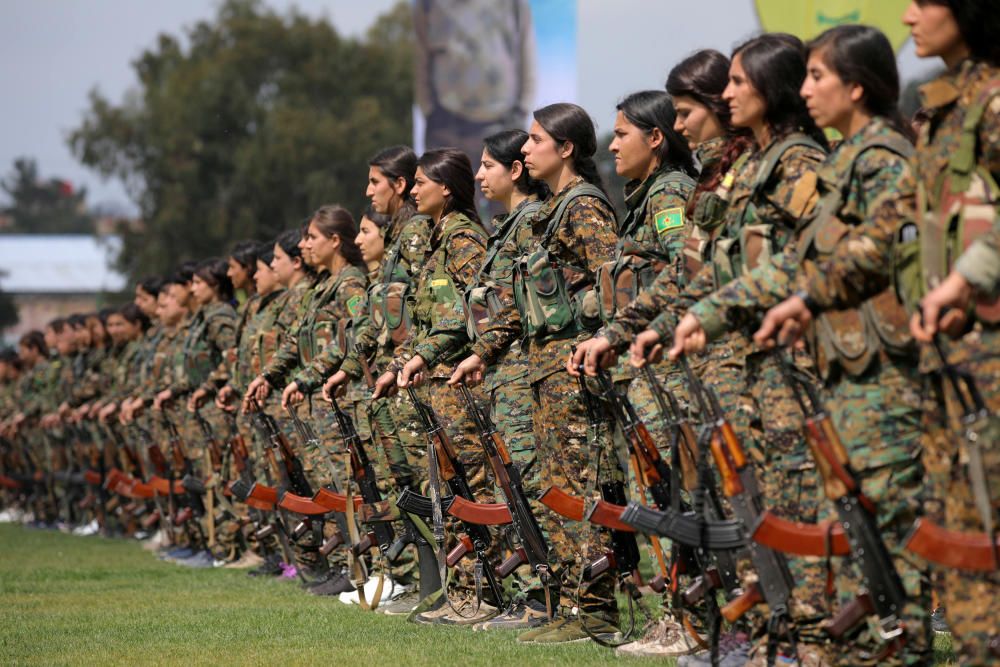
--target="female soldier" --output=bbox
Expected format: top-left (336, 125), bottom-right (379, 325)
top-left (247, 208), bottom-right (367, 588)
top-left (672, 26), bottom-right (932, 665)
top-left (760, 3), bottom-right (1000, 662)
top-left (629, 35), bottom-right (828, 664)
top-left (371, 148), bottom-right (491, 623)
top-left (448, 129), bottom-right (549, 631)
top-left (226, 240), bottom-right (260, 307)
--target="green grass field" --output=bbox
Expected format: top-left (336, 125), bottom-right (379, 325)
top-left (0, 523), bottom-right (956, 666)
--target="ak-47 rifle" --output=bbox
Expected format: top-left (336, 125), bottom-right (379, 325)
top-left (904, 338), bottom-right (1000, 571)
top-left (683, 358), bottom-right (801, 664)
top-left (781, 358), bottom-right (908, 656)
top-left (402, 385), bottom-right (507, 612)
top-left (161, 414), bottom-right (207, 547)
top-left (455, 383), bottom-right (551, 607)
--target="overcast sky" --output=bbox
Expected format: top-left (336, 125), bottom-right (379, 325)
top-left (0, 0), bottom-right (939, 213)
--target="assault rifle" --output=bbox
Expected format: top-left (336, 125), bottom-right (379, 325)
top-left (160, 414), bottom-right (207, 547)
top-left (400, 385), bottom-right (507, 611)
top-left (781, 358), bottom-right (908, 655)
top-left (905, 338), bottom-right (1000, 570)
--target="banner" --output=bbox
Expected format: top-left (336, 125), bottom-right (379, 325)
top-left (754, 0), bottom-right (911, 51)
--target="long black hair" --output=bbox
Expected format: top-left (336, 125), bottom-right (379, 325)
top-left (194, 257), bottom-right (235, 303)
top-left (734, 33), bottom-right (829, 149)
top-left (418, 148), bottom-right (481, 223)
top-left (118, 303), bottom-right (150, 332)
top-left (275, 228), bottom-right (314, 277)
top-left (362, 205), bottom-right (393, 230)
top-left (666, 49), bottom-right (734, 127)
top-left (228, 240), bottom-right (261, 276)
top-left (940, 0), bottom-right (1000, 65)
top-left (137, 276), bottom-right (165, 298)
top-left (807, 25), bottom-right (915, 141)
top-left (310, 205), bottom-right (366, 270)
top-left (616, 91), bottom-right (698, 178)
top-left (482, 129), bottom-right (550, 200)
top-left (533, 103), bottom-right (609, 197)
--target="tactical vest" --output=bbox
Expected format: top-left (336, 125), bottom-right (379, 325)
top-left (711, 135), bottom-right (824, 289)
top-left (368, 214), bottom-right (432, 347)
top-left (512, 183), bottom-right (615, 339)
top-left (915, 80), bottom-right (1000, 323)
top-left (298, 267), bottom-right (363, 366)
top-left (796, 132), bottom-right (916, 379)
top-left (463, 200), bottom-right (542, 340)
top-left (597, 170), bottom-right (696, 323)
top-left (181, 307), bottom-right (226, 386)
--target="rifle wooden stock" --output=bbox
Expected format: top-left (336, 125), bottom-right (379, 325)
top-left (538, 486), bottom-right (636, 532)
top-left (721, 582), bottom-right (763, 623)
top-left (709, 432), bottom-right (744, 498)
top-left (83, 470), bottom-right (102, 486)
top-left (149, 476), bottom-right (185, 496)
top-left (0, 475), bottom-right (21, 490)
top-left (751, 510), bottom-right (850, 557)
top-left (497, 547), bottom-right (527, 578)
top-left (677, 421), bottom-right (700, 492)
top-left (904, 518), bottom-right (1000, 572)
top-left (446, 534), bottom-right (474, 567)
top-left (313, 487), bottom-right (363, 513)
top-left (207, 438), bottom-right (223, 473)
top-left (279, 492), bottom-right (332, 516)
top-left (804, 419), bottom-right (853, 503)
top-left (130, 482), bottom-right (155, 499)
top-left (446, 495), bottom-right (512, 526)
top-left (173, 506), bottom-right (194, 526)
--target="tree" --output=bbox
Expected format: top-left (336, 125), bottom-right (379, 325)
top-left (69, 0), bottom-right (415, 280)
top-left (0, 158), bottom-right (94, 234)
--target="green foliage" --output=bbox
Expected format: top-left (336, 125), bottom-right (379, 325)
top-left (0, 157), bottom-right (94, 234)
top-left (68, 0), bottom-right (415, 282)
top-left (0, 524), bottom-right (661, 666)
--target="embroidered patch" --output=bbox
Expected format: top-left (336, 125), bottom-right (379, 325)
top-left (346, 295), bottom-right (362, 317)
top-left (654, 207), bottom-right (685, 235)
top-left (430, 279), bottom-right (449, 287)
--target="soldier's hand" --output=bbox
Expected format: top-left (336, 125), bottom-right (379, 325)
top-left (282, 382), bottom-right (305, 411)
top-left (913, 270), bottom-right (972, 342)
top-left (98, 402), bottom-right (118, 423)
top-left (568, 336), bottom-right (617, 377)
top-left (448, 354), bottom-right (486, 387)
top-left (398, 356), bottom-right (426, 389)
top-left (629, 330), bottom-right (663, 368)
top-left (322, 371), bottom-right (348, 402)
top-left (372, 370), bottom-right (398, 399)
top-left (243, 376), bottom-right (271, 412)
top-left (668, 314), bottom-right (707, 360)
top-left (755, 295), bottom-right (811, 348)
top-left (153, 389), bottom-right (173, 411)
top-left (215, 385), bottom-right (236, 412)
top-left (187, 387), bottom-right (209, 413)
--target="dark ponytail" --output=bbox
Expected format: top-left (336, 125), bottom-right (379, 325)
top-left (807, 25), bottom-right (915, 142)
top-left (482, 129), bottom-right (550, 200)
top-left (734, 33), bottom-right (829, 150)
top-left (533, 103), bottom-right (609, 198)
top-left (417, 148), bottom-right (481, 223)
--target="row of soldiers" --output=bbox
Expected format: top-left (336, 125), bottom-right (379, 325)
top-left (2, 4), bottom-right (1000, 666)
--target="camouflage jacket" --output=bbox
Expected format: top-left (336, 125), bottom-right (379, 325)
top-left (170, 301), bottom-right (237, 397)
top-left (392, 211), bottom-right (487, 377)
top-left (690, 117), bottom-right (915, 339)
top-left (647, 134), bottom-right (826, 345)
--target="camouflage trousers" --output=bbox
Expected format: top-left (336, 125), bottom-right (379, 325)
top-left (922, 327), bottom-right (1000, 667)
top-left (530, 367), bottom-right (619, 624)
top-left (824, 357), bottom-right (931, 666)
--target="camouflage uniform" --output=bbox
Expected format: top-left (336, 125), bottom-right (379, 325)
top-left (691, 118), bottom-right (930, 663)
top-left (478, 176), bottom-right (621, 622)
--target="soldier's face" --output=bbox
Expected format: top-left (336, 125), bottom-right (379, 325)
top-left (304, 221), bottom-right (340, 268)
top-left (105, 314), bottom-right (125, 344)
top-left (356, 216), bottom-right (386, 265)
top-left (903, 1), bottom-right (964, 61)
top-left (271, 244), bottom-right (299, 286)
top-left (87, 317), bottom-right (106, 344)
top-left (476, 149), bottom-right (515, 203)
top-left (724, 54), bottom-right (767, 133)
top-left (44, 327), bottom-right (57, 351)
top-left (56, 327), bottom-right (76, 355)
top-left (522, 121), bottom-right (566, 182)
top-left (19, 343), bottom-right (39, 365)
top-left (801, 51), bottom-right (862, 135)
top-left (135, 286), bottom-right (157, 318)
top-left (610, 110), bottom-right (661, 181)
top-left (158, 285), bottom-right (188, 326)
top-left (367, 167), bottom-right (404, 215)
top-left (190, 275), bottom-right (216, 306)
top-left (411, 167), bottom-right (449, 219)
top-left (227, 257), bottom-right (252, 291)
top-left (254, 259), bottom-right (279, 295)
top-left (72, 324), bottom-right (92, 348)
top-left (673, 95), bottom-right (724, 150)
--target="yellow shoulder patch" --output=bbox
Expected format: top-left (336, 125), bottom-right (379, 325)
top-left (788, 171), bottom-right (819, 218)
top-left (430, 278), bottom-right (449, 287)
top-left (654, 207), bottom-right (686, 235)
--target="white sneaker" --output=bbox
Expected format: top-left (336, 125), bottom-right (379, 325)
top-left (0, 509), bottom-right (15, 522)
top-left (77, 519), bottom-right (100, 536)
top-left (142, 529), bottom-right (167, 551)
top-left (337, 575), bottom-right (403, 605)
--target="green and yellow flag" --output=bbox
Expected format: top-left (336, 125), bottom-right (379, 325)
top-left (754, 0), bottom-right (911, 51)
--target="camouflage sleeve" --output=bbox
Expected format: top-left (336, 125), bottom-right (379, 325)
top-left (644, 263), bottom-right (718, 346)
top-left (293, 276), bottom-right (367, 392)
top-left (563, 196), bottom-right (618, 277)
top-left (955, 94), bottom-right (1000, 295)
top-left (800, 148), bottom-right (914, 309)
top-left (399, 220), bottom-right (434, 283)
top-left (689, 250), bottom-right (798, 339)
top-left (763, 145), bottom-right (826, 225)
top-left (650, 181), bottom-right (695, 259)
top-left (412, 231), bottom-right (486, 368)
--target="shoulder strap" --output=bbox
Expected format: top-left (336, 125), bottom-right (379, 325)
top-left (382, 214), bottom-right (431, 287)
top-left (482, 200), bottom-right (542, 276)
top-left (542, 182), bottom-right (613, 244)
top-left (951, 79), bottom-right (1000, 177)
top-left (751, 135), bottom-right (824, 196)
